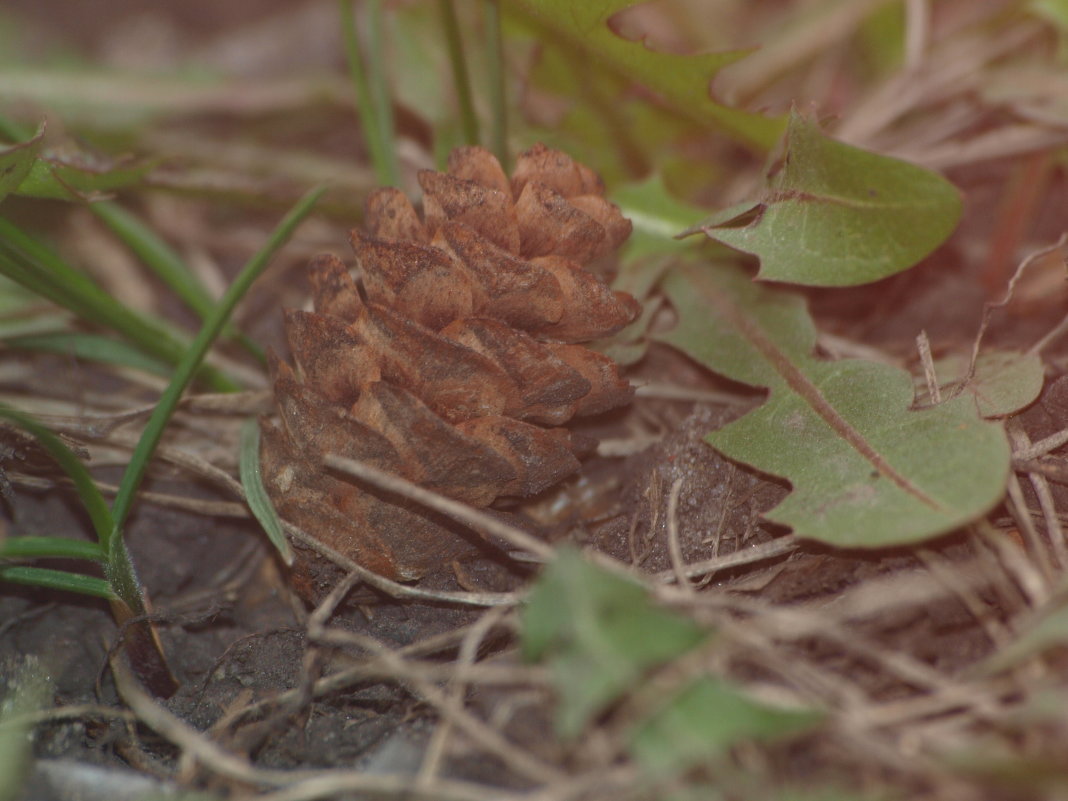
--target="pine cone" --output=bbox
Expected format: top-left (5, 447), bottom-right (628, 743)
top-left (260, 144), bottom-right (640, 595)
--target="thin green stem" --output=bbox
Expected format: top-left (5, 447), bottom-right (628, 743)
top-left (367, 0), bottom-right (399, 183)
top-left (108, 186), bottom-right (325, 538)
top-left (484, 0), bottom-right (508, 170)
top-left (439, 0), bottom-right (480, 146)
top-left (340, 0), bottom-right (400, 186)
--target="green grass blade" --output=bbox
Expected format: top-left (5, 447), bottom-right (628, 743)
top-left (239, 418), bottom-right (293, 565)
top-left (109, 185), bottom-right (325, 537)
top-left (0, 536), bottom-right (105, 562)
top-left (6, 332), bottom-right (174, 377)
top-left (0, 657), bottom-right (51, 801)
top-left (88, 202), bottom-right (265, 364)
top-left (0, 565), bottom-right (116, 599)
top-left (0, 218), bottom-right (239, 392)
top-left (367, 0), bottom-right (399, 183)
top-left (484, 0), bottom-right (508, 170)
top-left (89, 202), bottom-right (216, 318)
top-left (340, 0), bottom-right (400, 186)
top-left (0, 313), bottom-right (71, 340)
top-left (0, 405), bottom-right (113, 542)
top-left (439, 0), bottom-right (480, 145)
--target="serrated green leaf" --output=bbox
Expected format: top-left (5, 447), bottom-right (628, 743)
top-left (16, 151), bottom-right (151, 200)
top-left (0, 124), bottom-right (43, 205)
top-left (657, 263), bottom-right (1010, 548)
top-left (522, 547), bottom-right (707, 738)
top-left (507, 0), bottom-right (784, 150)
top-left (919, 350), bottom-right (1045, 419)
top-left (689, 111), bottom-right (962, 286)
top-left (631, 676), bottom-right (821, 780)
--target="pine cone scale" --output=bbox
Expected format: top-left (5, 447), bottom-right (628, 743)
top-left (262, 144), bottom-right (640, 593)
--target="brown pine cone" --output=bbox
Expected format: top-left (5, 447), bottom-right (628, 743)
top-left (260, 144), bottom-right (640, 596)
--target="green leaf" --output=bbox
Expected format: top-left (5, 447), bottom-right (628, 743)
top-left (614, 174), bottom-right (708, 264)
top-left (240, 418), bottom-right (293, 566)
top-left (0, 124), bottom-right (43, 205)
top-left (919, 350), bottom-right (1045, 419)
top-left (522, 547), bottom-right (706, 738)
top-left (0, 405), bottom-right (114, 543)
top-left (1032, 0), bottom-right (1068, 30)
top-left (689, 111), bottom-right (962, 286)
top-left (0, 565), bottom-right (116, 599)
top-left (0, 656), bottom-right (51, 801)
top-left (0, 536), bottom-right (105, 562)
top-left (6, 332), bottom-right (174, 377)
top-left (507, 0), bottom-right (784, 150)
top-left (630, 676), bottom-right (821, 780)
top-left (15, 150), bottom-right (151, 201)
top-left (657, 263), bottom-right (1010, 548)
top-left (0, 218), bottom-right (238, 392)
top-left (109, 186), bottom-right (325, 536)
top-left (87, 203), bottom-right (264, 363)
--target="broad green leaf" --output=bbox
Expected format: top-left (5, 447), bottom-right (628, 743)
top-left (241, 418), bottom-right (293, 565)
top-left (631, 676), bottom-right (820, 780)
top-left (0, 656), bottom-right (51, 801)
top-left (506, 0), bottom-right (784, 150)
top-left (16, 150), bottom-right (151, 201)
top-left (522, 547), bottom-right (706, 738)
top-left (918, 350), bottom-right (1045, 419)
top-left (688, 111), bottom-right (962, 286)
top-left (0, 124), bottom-right (43, 205)
top-left (658, 263), bottom-right (1010, 548)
